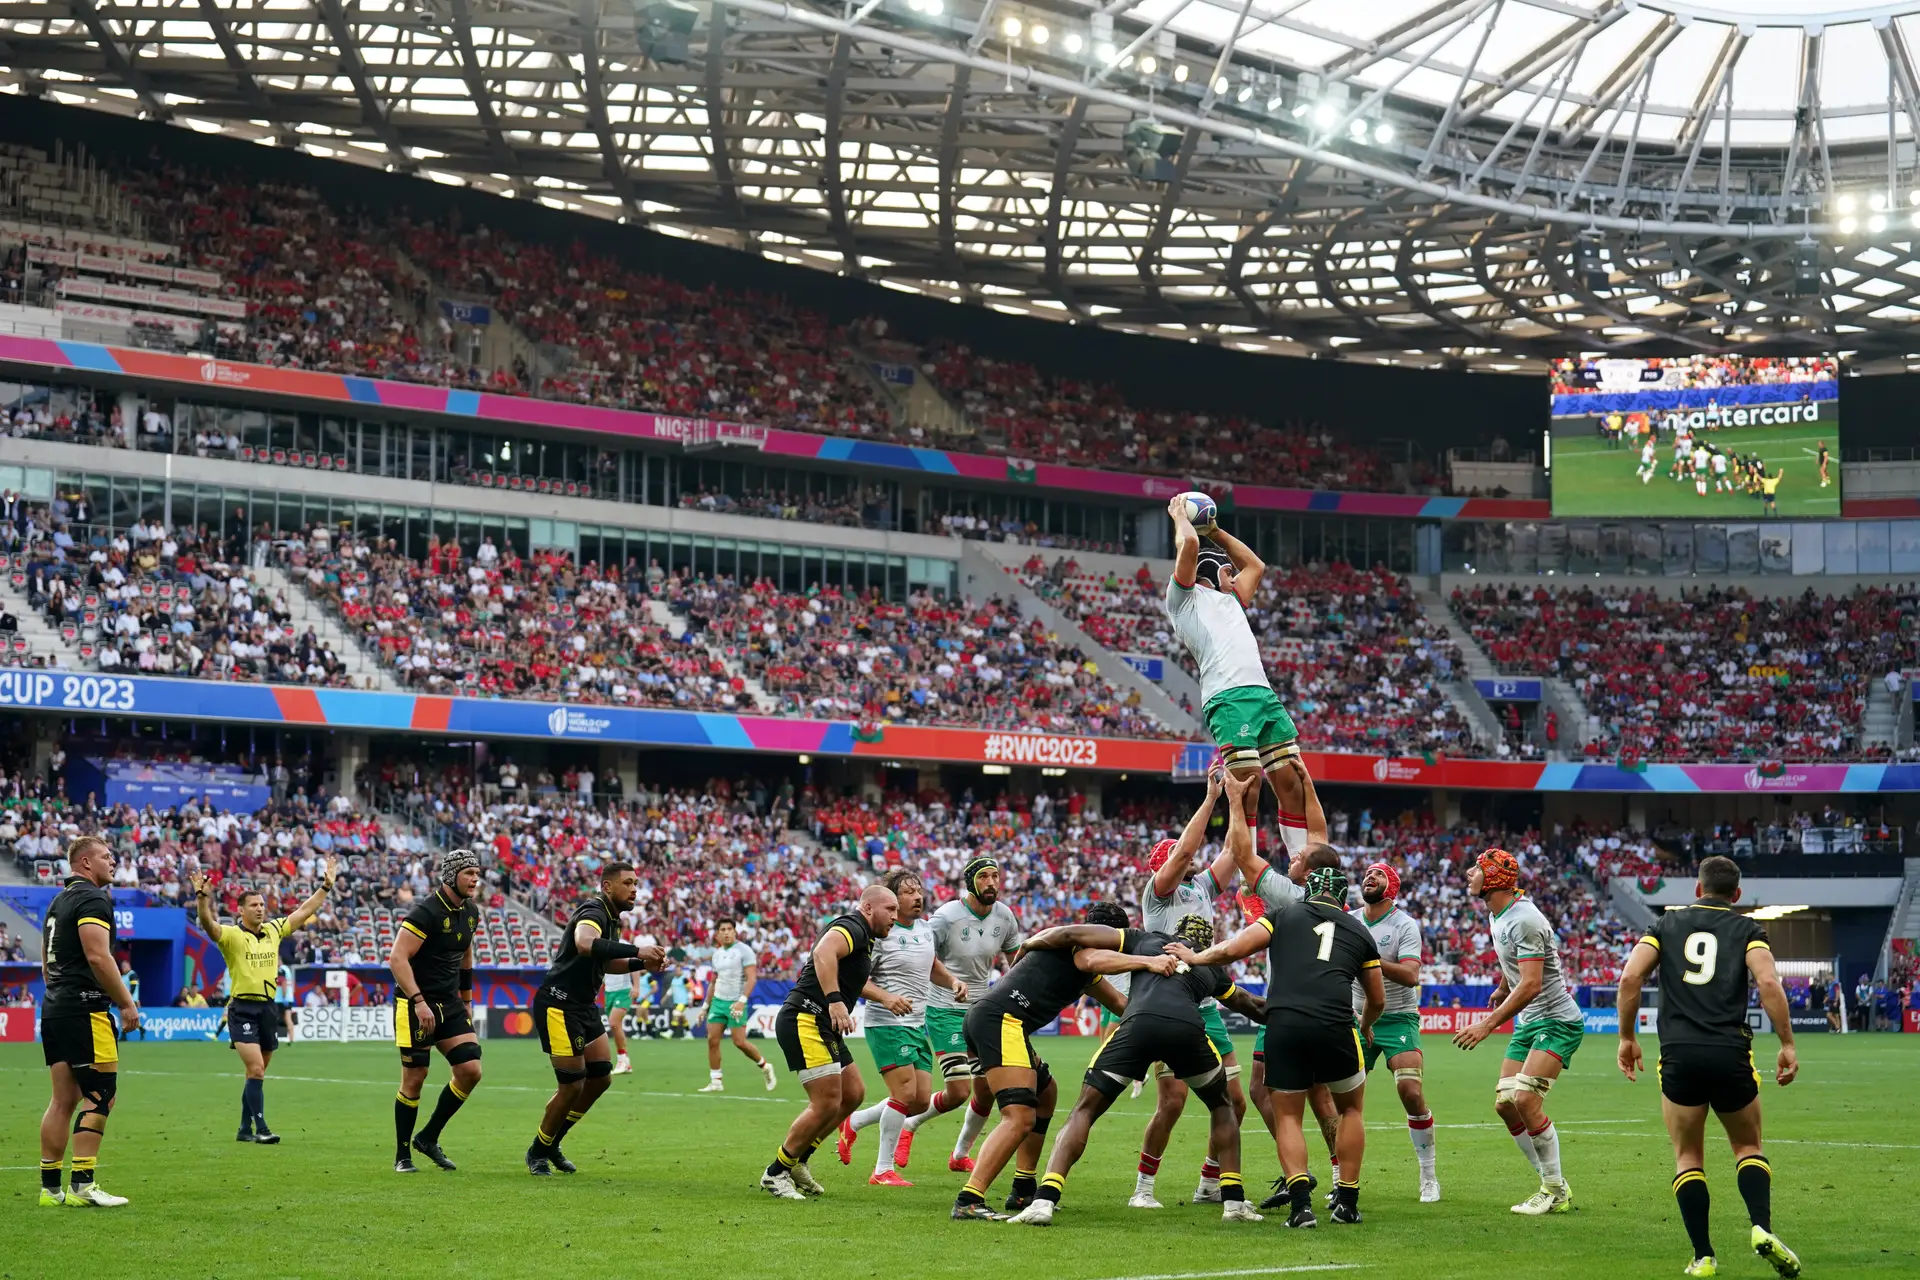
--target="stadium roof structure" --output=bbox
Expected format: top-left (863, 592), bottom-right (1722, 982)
top-left (12, 0), bottom-right (1920, 370)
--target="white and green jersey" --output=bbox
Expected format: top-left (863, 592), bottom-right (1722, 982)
top-left (865, 918), bottom-right (936, 1029)
top-left (1351, 905), bottom-right (1423, 1016)
top-left (1164, 577), bottom-right (1269, 703)
top-left (927, 898), bottom-right (1025, 1012)
top-left (1141, 867), bottom-right (1222, 935)
top-left (1250, 863), bottom-right (1304, 913)
top-left (1491, 897), bottom-right (1582, 1025)
top-left (709, 941), bottom-right (757, 1003)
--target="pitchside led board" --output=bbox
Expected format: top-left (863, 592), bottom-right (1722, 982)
top-left (1547, 354), bottom-right (1841, 519)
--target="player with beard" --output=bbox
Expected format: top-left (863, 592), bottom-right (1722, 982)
top-left (898, 856), bottom-right (1025, 1174)
top-left (949, 902), bottom-right (1172, 1221)
top-left (388, 848), bottom-right (484, 1174)
top-left (1352, 861), bottom-right (1439, 1202)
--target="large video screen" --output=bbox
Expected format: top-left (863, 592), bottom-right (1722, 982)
top-left (1548, 354), bottom-right (1840, 519)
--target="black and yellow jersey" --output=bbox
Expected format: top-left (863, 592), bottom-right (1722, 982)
top-left (217, 917), bottom-right (290, 1002)
top-left (397, 887), bottom-right (479, 999)
top-left (971, 939), bottom-right (1100, 1034)
top-left (1120, 929), bottom-right (1236, 1023)
top-left (539, 894), bottom-right (617, 1006)
top-left (1259, 897), bottom-right (1381, 1025)
top-left (787, 913), bottom-right (875, 1014)
top-left (43, 875), bottom-right (114, 1013)
top-left (1640, 898), bottom-right (1769, 1047)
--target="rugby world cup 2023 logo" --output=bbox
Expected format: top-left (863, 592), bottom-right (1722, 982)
top-left (547, 707), bottom-right (568, 736)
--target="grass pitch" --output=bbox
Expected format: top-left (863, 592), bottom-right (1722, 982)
top-left (1549, 422), bottom-right (1841, 519)
top-left (3, 1032), bottom-right (1914, 1279)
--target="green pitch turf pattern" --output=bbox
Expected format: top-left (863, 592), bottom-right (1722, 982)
top-left (1550, 423), bottom-right (1840, 519)
top-left (4, 1034), bottom-right (1914, 1278)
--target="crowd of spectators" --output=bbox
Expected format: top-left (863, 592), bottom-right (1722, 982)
top-left (1550, 354), bottom-right (1839, 397)
top-left (1452, 582), bottom-right (1918, 762)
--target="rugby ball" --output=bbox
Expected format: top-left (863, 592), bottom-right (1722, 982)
top-left (1176, 491), bottom-right (1217, 532)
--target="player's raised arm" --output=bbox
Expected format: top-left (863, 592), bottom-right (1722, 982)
top-left (1745, 942), bottom-right (1798, 1086)
top-left (1155, 765), bottom-right (1223, 899)
top-left (283, 858), bottom-right (337, 934)
top-left (190, 871), bottom-right (224, 945)
top-left (1167, 495), bottom-right (1201, 590)
top-left (1613, 934), bottom-right (1660, 1080)
top-left (1220, 770), bottom-right (1272, 890)
top-left (1206, 521), bottom-right (1265, 606)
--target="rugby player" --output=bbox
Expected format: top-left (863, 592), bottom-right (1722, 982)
top-left (1637, 436), bottom-right (1658, 484)
top-left (1131, 761), bottom-right (1248, 1209)
top-left (387, 848), bottom-right (485, 1174)
top-left (191, 862), bottom-right (336, 1143)
top-left (1817, 440), bottom-right (1830, 488)
top-left (1011, 914), bottom-right (1268, 1226)
top-left (1452, 848), bottom-right (1584, 1216)
top-left (37, 836), bottom-right (140, 1206)
top-left (1616, 856), bottom-right (1802, 1278)
top-left (601, 916), bottom-right (636, 1076)
top-left (1351, 861), bottom-right (1439, 1201)
top-left (1171, 841), bottom-right (1383, 1228)
top-left (949, 902), bottom-right (1173, 1221)
top-left (527, 862), bottom-right (667, 1175)
top-left (901, 856), bottom-right (1025, 1173)
top-left (699, 919), bottom-right (775, 1092)
top-left (1164, 495), bottom-right (1327, 857)
top-left (838, 869), bottom-right (965, 1186)
top-left (762, 884), bottom-right (899, 1200)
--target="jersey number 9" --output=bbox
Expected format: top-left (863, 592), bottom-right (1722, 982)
top-left (1681, 932), bottom-right (1718, 985)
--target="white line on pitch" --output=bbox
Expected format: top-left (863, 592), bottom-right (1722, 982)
top-left (1084, 1267), bottom-right (1363, 1280)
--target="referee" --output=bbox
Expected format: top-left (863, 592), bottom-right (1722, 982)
top-left (192, 862), bottom-right (336, 1144)
top-left (1617, 856), bottom-right (1802, 1279)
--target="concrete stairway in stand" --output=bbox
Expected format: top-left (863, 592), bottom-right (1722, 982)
top-left (255, 564), bottom-right (403, 691)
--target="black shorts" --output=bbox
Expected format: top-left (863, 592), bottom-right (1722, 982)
top-left (1263, 1018), bottom-right (1365, 1093)
top-left (228, 998), bottom-right (281, 1053)
top-left (775, 1004), bottom-right (854, 1082)
top-left (963, 1003), bottom-right (1048, 1077)
top-left (394, 994), bottom-right (476, 1061)
top-left (1660, 1040), bottom-right (1761, 1113)
top-left (1085, 1013), bottom-right (1220, 1096)
top-left (42, 1009), bottom-right (118, 1068)
top-left (534, 998), bottom-right (607, 1058)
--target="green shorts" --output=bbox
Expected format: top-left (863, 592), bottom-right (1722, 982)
top-left (925, 1006), bottom-right (969, 1057)
top-left (1200, 1004), bottom-right (1235, 1059)
top-left (1363, 1010), bottom-right (1422, 1072)
top-left (1253, 1024), bottom-right (1265, 1055)
top-left (1505, 1017), bottom-right (1585, 1068)
top-left (1203, 686), bottom-right (1298, 758)
top-left (866, 1024), bottom-right (934, 1075)
top-left (1100, 1008), bottom-right (1122, 1030)
top-left (706, 998), bottom-right (750, 1030)
top-left (603, 988), bottom-right (633, 1011)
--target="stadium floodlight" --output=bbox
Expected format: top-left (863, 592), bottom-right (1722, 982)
top-left (1001, 15), bottom-right (1021, 37)
top-left (1095, 40), bottom-right (1115, 60)
top-left (1139, 55), bottom-right (1157, 74)
top-left (1063, 31), bottom-right (1082, 52)
top-left (1173, 63), bottom-right (1189, 82)
top-left (1030, 24), bottom-right (1048, 43)
top-left (1839, 215), bottom-right (1858, 235)
top-left (1912, 211), bottom-right (1920, 229)
top-left (1236, 84), bottom-right (1253, 104)
top-left (1290, 101), bottom-right (1309, 118)
top-left (1214, 76), bottom-right (1230, 95)
top-left (1870, 214), bottom-right (1888, 234)
top-left (1871, 192), bottom-right (1889, 212)
top-left (1837, 194), bottom-right (1858, 215)
top-left (1312, 102), bottom-right (1337, 128)
top-left (1374, 121), bottom-right (1394, 144)
top-left (1269, 94), bottom-right (1287, 111)
top-left (1349, 118), bottom-right (1368, 140)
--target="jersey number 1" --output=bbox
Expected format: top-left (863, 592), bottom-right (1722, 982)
top-left (1681, 932), bottom-right (1718, 985)
top-left (1312, 920), bottom-right (1335, 962)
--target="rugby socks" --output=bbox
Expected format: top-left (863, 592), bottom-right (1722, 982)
top-left (1135, 1150), bottom-right (1161, 1198)
top-left (1219, 1172), bottom-right (1245, 1204)
top-left (40, 1159), bottom-right (61, 1191)
top-left (1528, 1118), bottom-right (1563, 1183)
top-left (1287, 1173), bottom-right (1313, 1213)
top-left (1278, 811), bottom-right (1309, 857)
top-left (848, 1100), bottom-right (888, 1133)
top-left (1037, 1171), bottom-right (1067, 1205)
top-left (1736, 1155), bottom-right (1772, 1230)
top-left (242, 1078), bottom-right (266, 1133)
top-left (1508, 1122), bottom-right (1542, 1174)
top-left (874, 1099), bottom-right (911, 1175)
top-left (239, 1080), bottom-right (255, 1134)
top-left (1334, 1178), bottom-right (1359, 1213)
top-left (69, 1156), bottom-right (96, 1191)
top-left (953, 1095), bottom-right (989, 1160)
top-left (535, 1127), bottom-right (557, 1155)
top-left (1199, 1158), bottom-right (1221, 1181)
top-left (1674, 1169), bottom-right (1713, 1259)
top-left (1011, 1166), bottom-right (1038, 1202)
top-left (417, 1080), bottom-right (469, 1144)
top-left (904, 1091), bottom-right (960, 1132)
top-left (1408, 1112), bottom-right (1437, 1176)
top-left (766, 1145), bottom-right (799, 1179)
top-left (394, 1091), bottom-right (420, 1157)
top-left (709, 1068), bottom-right (724, 1087)
top-left (955, 1180), bottom-right (988, 1208)
top-left (549, 1108), bottom-right (586, 1149)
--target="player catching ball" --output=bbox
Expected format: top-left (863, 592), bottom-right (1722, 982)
top-left (1164, 493), bottom-right (1326, 856)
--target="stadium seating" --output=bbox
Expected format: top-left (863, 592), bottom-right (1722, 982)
top-left (1450, 583), bottom-right (1913, 761)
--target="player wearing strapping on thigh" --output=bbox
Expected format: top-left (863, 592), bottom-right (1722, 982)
top-left (192, 860), bottom-right (336, 1144)
top-left (1010, 913), bottom-right (1269, 1228)
top-left (37, 835), bottom-right (140, 1207)
top-left (1453, 848), bottom-right (1584, 1216)
top-left (387, 847), bottom-right (485, 1174)
top-left (1616, 856), bottom-right (1802, 1279)
top-left (700, 918), bottom-right (775, 1093)
top-left (1175, 839), bottom-right (1383, 1229)
top-left (909, 855), bottom-right (1025, 1174)
top-left (838, 869), bottom-right (965, 1187)
top-left (1164, 495), bottom-right (1327, 860)
top-left (949, 902), bottom-right (1171, 1221)
top-left (762, 884), bottom-right (900, 1200)
top-left (1352, 860), bottom-right (1440, 1203)
top-left (528, 862), bottom-right (667, 1176)
top-left (1131, 758), bottom-right (1249, 1210)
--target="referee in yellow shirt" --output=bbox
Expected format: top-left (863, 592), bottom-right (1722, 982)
top-left (191, 862), bottom-right (335, 1143)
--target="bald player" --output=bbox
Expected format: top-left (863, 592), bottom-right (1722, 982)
top-left (762, 884), bottom-right (900, 1200)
